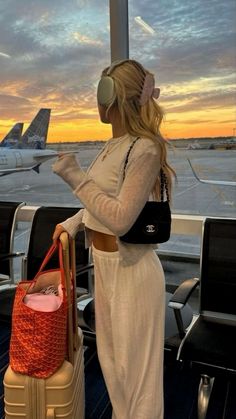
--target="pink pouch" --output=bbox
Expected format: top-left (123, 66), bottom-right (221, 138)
top-left (23, 293), bottom-right (62, 312)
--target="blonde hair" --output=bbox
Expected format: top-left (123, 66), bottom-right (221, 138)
top-left (102, 59), bottom-right (176, 200)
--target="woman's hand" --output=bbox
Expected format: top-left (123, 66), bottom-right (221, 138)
top-left (52, 153), bottom-right (80, 177)
top-left (52, 224), bottom-right (67, 245)
top-left (52, 153), bottom-right (86, 189)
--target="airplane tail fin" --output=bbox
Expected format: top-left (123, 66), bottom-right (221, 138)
top-left (0, 123), bottom-right (24, 147)
top-left (19, 108), bottom-right (51, 149)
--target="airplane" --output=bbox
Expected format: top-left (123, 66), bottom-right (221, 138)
top-left (0, 109), bottom-right (58, 176)
top-left (188, 158), bottom-right (236, 187)
top-left (0, 146), bottom-right (58, 177)
top-left (0, 123), bottom-right (24, 148)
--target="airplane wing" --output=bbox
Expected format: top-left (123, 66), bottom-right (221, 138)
top-left (33, 154), bottom-right (57, 162)
top-left (32, 150), bottom-right (79, 161)
top-left (188, 158), bottom-right (236, 186)
top-left (0, 164), bottom-right (41, 176)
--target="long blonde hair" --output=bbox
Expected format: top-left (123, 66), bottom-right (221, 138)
top-left (102, 59), bottom-right (176, 200)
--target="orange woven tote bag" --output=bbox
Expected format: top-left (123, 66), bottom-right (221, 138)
top-left (9, 241), bottom-right (68, 378)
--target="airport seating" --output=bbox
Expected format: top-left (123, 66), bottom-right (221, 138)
top-left (77, 269), bottom-right (195, 350)
top-left (0, 201), bottom-right (25, 323)
top-left (168, 217), bottom-right (236, 419)
top-left (78, 290), bottom-right (194, 350)
top-left (0, 203), bottom-right (93, 321)
top-left (0, 205), bottom-right (93, 322)
top-left (0, 201), bottom-right (25, 287)
top-left (21, 205), bottom-right (92, 292)
top-left (21, 205), bottom-right (96, 346)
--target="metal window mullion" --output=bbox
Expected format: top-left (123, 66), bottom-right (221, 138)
top-left (109, 0), bottom-right (129, 63)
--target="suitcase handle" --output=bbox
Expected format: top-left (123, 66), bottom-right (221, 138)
top-left (59, 232), bottom-right (80, 365)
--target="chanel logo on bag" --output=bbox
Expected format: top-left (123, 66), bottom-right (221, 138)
top-left (145, 224), bottom-right (157, 234)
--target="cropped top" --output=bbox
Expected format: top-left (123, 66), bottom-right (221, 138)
top-left (60, 133), bottom-right (161, 266)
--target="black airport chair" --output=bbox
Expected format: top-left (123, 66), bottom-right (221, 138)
top-left (168, 217), bottom-right (236, 419)
top-left (22, 205), bottom-right (92, 293)
top-left (0, 205), bottom-right (92, 322)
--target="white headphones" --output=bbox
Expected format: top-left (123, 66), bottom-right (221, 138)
top-left (97, 60), bottom-right (130, 106)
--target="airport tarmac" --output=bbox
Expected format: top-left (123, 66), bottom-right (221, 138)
top-left (1, 146), bottom-right (235, 212)
top-left (1, 145), bottom-right (235, 281)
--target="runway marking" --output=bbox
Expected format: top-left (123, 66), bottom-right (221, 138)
top-left (175, 182), bottom-right (199, 197)
top-left (224, 201), bottom-right (235, 206)
top-left (15, 228), bottom-right (31, 240)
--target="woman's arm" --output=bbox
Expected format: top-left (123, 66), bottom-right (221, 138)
top-left (52, 144), bottom-right (160, 236)
top-left (57, 208), bottom-right (85, 239)
top-left (75, 151), bottom-right (160, 235)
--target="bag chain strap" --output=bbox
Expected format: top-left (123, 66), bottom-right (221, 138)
top-left (160, 170), bottom-right (169, 202)
top-left (123, 137), bottom-right (169, 202)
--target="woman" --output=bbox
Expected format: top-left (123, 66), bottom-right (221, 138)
top-left (52, 59), bottom-right (175, 419)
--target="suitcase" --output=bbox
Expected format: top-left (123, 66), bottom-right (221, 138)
top-left (0, 322), bottom-right (11, 419)
top-left (4, 233), bottom-right (85, 419)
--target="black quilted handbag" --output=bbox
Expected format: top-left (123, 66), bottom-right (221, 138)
top-left (119, 139), bottom-right (171, 244)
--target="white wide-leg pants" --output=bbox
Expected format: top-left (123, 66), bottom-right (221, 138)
top-left (92, 246), bottom-right (165, 419)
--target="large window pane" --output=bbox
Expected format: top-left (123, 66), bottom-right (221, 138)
top-left (0, 0), bottom-right (112, 205)
top-left (0, 0), bottom-right (110, 144)
top-left (129, 0), bottom-right (236, 218)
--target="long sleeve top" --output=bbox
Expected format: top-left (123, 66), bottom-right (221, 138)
top-left (60, 133), bottom-right (161, 266)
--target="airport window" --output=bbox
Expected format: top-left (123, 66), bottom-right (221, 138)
top-left (0, 0), bottom-right (110, 201)
top-left (1, 4), bottom-right (236, 415)
top-left (0, 1), bottom-right (111, 141)
top-left (0, 0), bottom-right (235, 250)
top-left (129, 0), bottom-right (236, 219)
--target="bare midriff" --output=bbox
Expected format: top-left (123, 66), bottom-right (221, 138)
top-left (91, 230), bottom-right (118, 252)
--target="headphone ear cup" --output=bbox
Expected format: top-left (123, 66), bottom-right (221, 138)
top-left (97, 76), bottom-right (115, 106)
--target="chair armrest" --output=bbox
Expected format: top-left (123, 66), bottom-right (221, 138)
top-left (76, 287), bottom-right (89, 298)
top-left (0, 252), bottom-right (25, 262)
top-left (21, 255), bottom-right (28, 279)
top-left (168, 277), bottom-right (199, 338)
top-left (76, 263), bottom-right (94, 276)
top-left (168, 277), bottom-right (199, 309)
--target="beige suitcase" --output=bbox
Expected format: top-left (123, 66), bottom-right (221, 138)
top-left (4, 233), bottom-right (85, 419)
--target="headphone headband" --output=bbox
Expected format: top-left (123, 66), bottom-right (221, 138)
top-left (106, 59), bottom-right (131, 76)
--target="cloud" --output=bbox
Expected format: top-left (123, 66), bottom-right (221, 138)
top-left (129, 0), bottom-right (236, 82)
top-left (72, 32), bottom-right (103, 46)
top-left (0, 0), bottom-right (235, 138)
top-left (0, 94), bottom-right (31, 119)
top-left (163, 90), bottom-right (236, 113)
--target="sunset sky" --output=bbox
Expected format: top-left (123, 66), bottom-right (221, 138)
top-left (0, 0), bottom-right (235, 142)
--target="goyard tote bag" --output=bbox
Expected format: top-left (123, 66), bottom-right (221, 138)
top-left (9, 241), bottom-right (68, 378)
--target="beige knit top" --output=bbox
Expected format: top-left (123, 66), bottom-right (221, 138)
top-left (60, 133), bottom-right (161, 266)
